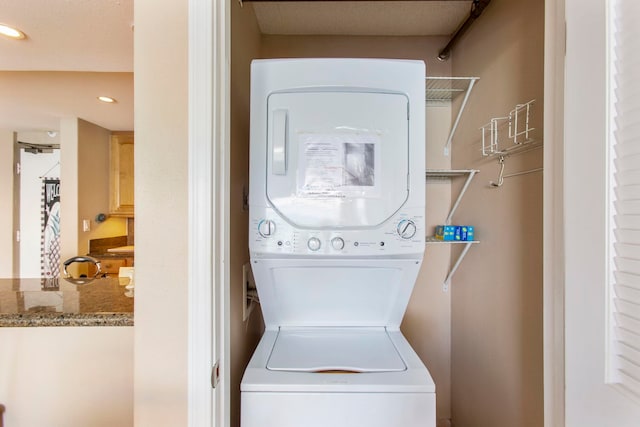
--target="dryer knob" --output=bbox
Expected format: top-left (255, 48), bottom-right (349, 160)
top-left (258, 220), bottom-right (275, 238)
top-left (397, 219), bottom-right (417, 239)
top-left (307, 237), bottom-right (321, 251)
top-left (331, 237), bottom-right (345, 250)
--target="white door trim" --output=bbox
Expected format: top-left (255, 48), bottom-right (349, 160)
top-left (188, 0), bottom-right (230, 426)
top-left (543, 0), bottom-right (566, 425)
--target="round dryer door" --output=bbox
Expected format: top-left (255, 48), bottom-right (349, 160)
top-left (266, 90), bottom-right (410, 229)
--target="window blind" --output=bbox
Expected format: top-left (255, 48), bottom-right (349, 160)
top-left (610, 0), bottom-right (640, 401)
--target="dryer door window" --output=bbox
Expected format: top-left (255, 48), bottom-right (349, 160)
top-left (266, 91), bottom-right (410, 229)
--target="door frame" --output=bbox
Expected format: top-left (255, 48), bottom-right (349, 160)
top-left (543, 0), bottom-right (565, 425)
top-left (188, 0), bottom-right (231, 426)
top-left (190, 0), bottom-right (571, 426)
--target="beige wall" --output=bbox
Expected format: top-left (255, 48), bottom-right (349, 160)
top-left (0, 130), bottom-right (14, 278)
top-left (60, 118), bottom-right (127, 276)
top-left (60, 117), bottom-right (80, 268)
top-left (450, 0), bottom-right (544, 425)
top-left (133, 0), bottom-right (189, 425)
top-left (230, 3), bottom-right (265, 427)
top-left (77, 119), bottom-right (127, 256)
top-left (0, 327), bottom-right (133, 427)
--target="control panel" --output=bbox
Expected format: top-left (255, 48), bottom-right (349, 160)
top-left (250, 208), bottom-right (425, 257)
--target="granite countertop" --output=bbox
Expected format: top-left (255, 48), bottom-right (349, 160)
top-left (0, 277), bottom-right (134, 327)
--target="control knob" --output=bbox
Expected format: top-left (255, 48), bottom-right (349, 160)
top-left (307, 237), bottom-right (321, 251)
top-left (331, 237), bottom-right (345, 250)
top-left (397, 219), bottom-right (417, 239)
top-left (258, 220), bottom-right (275, 238)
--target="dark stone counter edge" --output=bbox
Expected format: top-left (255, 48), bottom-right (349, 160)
top-left (0, 313), bottom-right (134, 327)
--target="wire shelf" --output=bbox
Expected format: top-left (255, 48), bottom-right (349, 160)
top-left (426, 77), bottom-right (479, 103)
top-left (426, 77), bottom-right (480, 156)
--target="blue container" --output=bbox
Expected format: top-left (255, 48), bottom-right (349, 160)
top-left (435, 225), bottom-right (457, 241)
top-left (461, 226), bottom-right (475, 241)
top-left (436, 225), bottom-right (475, 241)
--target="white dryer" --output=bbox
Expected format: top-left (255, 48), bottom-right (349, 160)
top-left (241, 58), bottom-right (434, 427)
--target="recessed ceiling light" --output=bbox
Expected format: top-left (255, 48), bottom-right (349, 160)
top-left (0, 24), bottom-right (26, 40)
top-left (97, 96), bottom-right (117, 103)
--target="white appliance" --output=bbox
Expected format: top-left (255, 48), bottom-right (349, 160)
top-left (241, 58), bottom-right (434, 427)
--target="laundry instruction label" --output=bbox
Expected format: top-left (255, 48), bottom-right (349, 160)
top-left (297, 132), bottom-right (380, 198)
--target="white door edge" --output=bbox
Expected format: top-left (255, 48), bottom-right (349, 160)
top-left (188, 0), bottom-right (231, 426)
top-left (543, 0), bottom-right (566, 426)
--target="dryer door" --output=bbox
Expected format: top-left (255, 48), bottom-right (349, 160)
top-left (266, 90), bottom-right (409, 229)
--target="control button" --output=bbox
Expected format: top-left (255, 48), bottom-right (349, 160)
top-left (258, 220), bottom-right (275, 238)
top-left (397, 219), bottom-right (417, 239)
top-left (331, 237), bottom-right (345, 250)
top-left (277, 241), bottom-right (283, 246)
top-left (307, 237), bottom-right (321, 251)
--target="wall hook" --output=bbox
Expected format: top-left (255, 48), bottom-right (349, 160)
top-left (490, 156), bottom-right (505, 187)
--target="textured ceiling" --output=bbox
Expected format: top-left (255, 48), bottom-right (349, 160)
top-left (1, 71), bottom-right (134, 133)
top-left (252, 1), bottom-right (472, 36)
top-left (0, 0), bottom-right (133, 72)
top-left (0, 0), bottom-right (133, 136)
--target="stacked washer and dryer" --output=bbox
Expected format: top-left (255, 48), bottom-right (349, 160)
top-left (241, 58), bottom-right (435, 427)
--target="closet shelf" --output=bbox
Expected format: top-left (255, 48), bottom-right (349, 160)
top-left (426, 77), bottom-right (480, 156)
top-left (425, 169), bottom-right (479, 292)
top-left (425, 169), bottom-right (475, 178)
top-left (425, 237), bottom-right (479, 244)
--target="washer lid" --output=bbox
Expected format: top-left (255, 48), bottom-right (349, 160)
top-left (267, 328), bottom-right (407, 373)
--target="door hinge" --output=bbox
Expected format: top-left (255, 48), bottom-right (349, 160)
top-left (15, 162), bottom-right (20, 175)
top-left (211, 360), bottom-right (220, 389)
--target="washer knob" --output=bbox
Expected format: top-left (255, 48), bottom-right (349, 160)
top-left (307, 237), bottom-right (321, 251)
top-left (397, 219), bottom-right (417, 239)
top-left (258, 220), bottom-right (275, 238)
top-left (331, 237), bottom-right (345, 250)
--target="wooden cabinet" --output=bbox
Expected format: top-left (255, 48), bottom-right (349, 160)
top-left (109, 132), bottom-right (134, 217)
top-left (88, 256), bottom-right (134, 276)
top-left (97, 257), bottom-right (127, 275)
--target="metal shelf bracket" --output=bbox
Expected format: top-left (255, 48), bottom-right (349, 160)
top-left (442, 241), bottom-right (475, 292)
top-left (426, 238), bottom-right (478, 292)
top-left (426, 169), bottom-right (479, 225)
top-left (425, 169), bottom-right (480, 291)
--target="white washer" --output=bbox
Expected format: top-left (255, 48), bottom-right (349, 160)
top-left (242, 58), bottom-right (434, 427)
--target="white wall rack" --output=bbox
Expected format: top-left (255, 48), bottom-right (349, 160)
top-left (480, 99), bottom-right (537, 157)
top-left (425, 169), bottom-right (479, 291)
top-left (479, 100), bottom-right (542, 187)
top-left (426, 77), bottom-right (480, 157)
